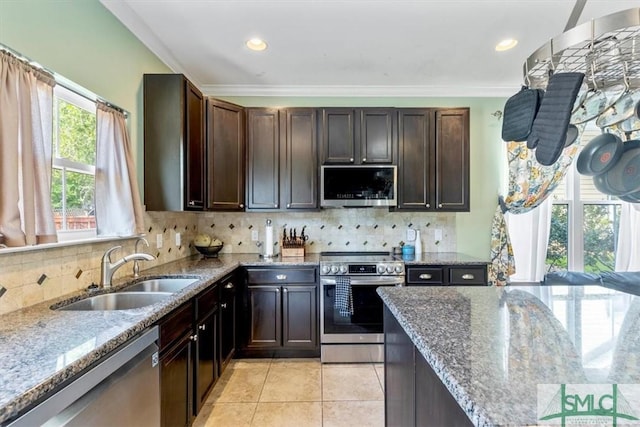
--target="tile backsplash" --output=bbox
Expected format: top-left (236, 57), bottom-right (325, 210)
top-left (0, 209), bottom-right (455, 314)
top-left (197, 210), bottom-right (455, 255)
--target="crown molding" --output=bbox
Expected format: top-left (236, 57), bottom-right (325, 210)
top-left (200, 84), bottom-right (515, 98)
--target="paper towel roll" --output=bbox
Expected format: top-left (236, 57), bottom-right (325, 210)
top-left (265, 219), bottom-right (274, 257)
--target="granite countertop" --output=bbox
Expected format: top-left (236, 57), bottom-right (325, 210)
top-left (0, 253), bottom-right (319, 424)
top-left (378, 285), bottom-right (640, 426)
top-left (402, 251), bottom-right (489, 265)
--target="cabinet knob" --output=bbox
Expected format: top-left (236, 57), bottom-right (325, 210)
top-left (426, 204), bottom-right (431, 208)
top-left (362, 158), bottom-right (366, 163)
top-left (221, 303), bottom-right (228, 309)
top-left (462, 274), bottom-right (475, 280)
top-left (349, 158), bottom-right (354, 163)
top-left (199, 324), bottom-right (206, 331)
top-left (419, 274), bottom-right (432, 280)
top-left (438, 203), bottom-right (443, 208)
top-left (239, 203), bottom-right (244, 208)
top-left (190, 334), bottom-right (198, 341)
top-left (283, 288), bottom-right (288, 293)
top-left (276, 274), bottom-right (287, 280)
top-left (286, 203), bottom-right (291, 208)
top-left (276, 288), bottom-right (280, 293)
top-left (274, 204), bottom-right (278, 208)
top-left (188, 201), bottom-right (195, 206)
top-left (225, 282), bottom-right (234, 289)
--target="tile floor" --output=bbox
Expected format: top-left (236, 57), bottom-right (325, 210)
top-left (193, 358), bottom-right (385, 427)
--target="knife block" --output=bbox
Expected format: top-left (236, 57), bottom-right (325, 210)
top-left (281, 246), bottom-right (305, 257)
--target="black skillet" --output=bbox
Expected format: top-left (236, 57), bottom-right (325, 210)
top-left (576, 132), bottom-right (624, 176)
top-left (604, 140), bottom-right (640, 196)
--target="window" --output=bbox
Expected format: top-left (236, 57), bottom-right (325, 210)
top-left (546, 123), bottom-right (622, 273)
top-left (51, 86), bottom-right (97, 240)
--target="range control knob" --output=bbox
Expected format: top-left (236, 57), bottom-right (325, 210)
top-left (377, 265), bottom-right (386, 274)
top-left (395, 265), bottom-right (404, 274)
top-left (339, 265), bottom-right (348, 274)
top-left (321, 265), bottom-right (331, 275)
top-left (386, 265), bottom-right (394, 273)
top-left (331, 265), bottom-right (339, 274)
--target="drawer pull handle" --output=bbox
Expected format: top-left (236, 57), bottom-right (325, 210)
top-left (419, 274), bottom-right (432, 280)
top-left (276, 274), bottom-right (287, 280)
top-left (225, 282), bottom-right (234, 289)
top-left (462, 274), bottom-right (475, 280)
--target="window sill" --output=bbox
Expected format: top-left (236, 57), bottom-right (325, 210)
top-left (0, 234), bottom-right (144, 255)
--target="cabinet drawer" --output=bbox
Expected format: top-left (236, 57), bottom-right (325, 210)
top-left (448, 267), bottom-right (487, 285)
top-left (196, 283), bottom-right (219, 319)
top-left (247, 268), bottom-right (316, 284)
top-left (406, 268), bottom-right (444, 285)
top-left (159, 301), bottom-right (193, 351)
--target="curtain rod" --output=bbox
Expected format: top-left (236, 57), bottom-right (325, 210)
top-left (0, 43), bottom-right (129, 118)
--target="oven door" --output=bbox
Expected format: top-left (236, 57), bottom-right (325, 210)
top-left (320, 276), bottom-right (403, 343)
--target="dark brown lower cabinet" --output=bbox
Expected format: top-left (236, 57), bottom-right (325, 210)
top-left (383, 306), bottom-right (472, 427)
top-left (282, 285), bottom-right (317, 348)
top-left (160, 319), bottom-right (194, 427)
top-left (219, 276), bottom-right (237, 370)
top-left (195, 308), bottom-right (218, 412)
top-left (246, 285), bottom-right (282, 348)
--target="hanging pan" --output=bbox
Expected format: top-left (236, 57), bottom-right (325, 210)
top-left (576, 132), bottom-right (624, 176)
top-left (564, 124), bottom-right (580, 148)
top-left (619, 190), bottom-right (640, 203)
top-left (596, 87), bottom-right (640, 128)
top-left (601, 140), bottom-right (640, 196)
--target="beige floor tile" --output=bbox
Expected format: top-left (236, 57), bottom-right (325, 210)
top-left (208, 367), bottom-right (268, 403)
top-left (374, 364), bottom-right (385, 391)
top-left (259, 366), bottom-right (322, 401)
top-left (270, 358), bottom-right (321, 369)
top-left (251, 402), bottom-right (322, 427)
top-left (194, 403), bottom-right (257, 427)
top-left (323, 401), bottom-right (385, 427)
top-left (230, 358), bottom-right (273, 370)
top-left (323, 365), bottom-right (384, 401)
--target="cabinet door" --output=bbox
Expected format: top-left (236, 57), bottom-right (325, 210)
top-left (247, 109), bottom-right (280, 209)
top-left (281, 109), bottom-right (318, 210)
top-left (184, 80), bottom-right (205, 210)
top-left (247, 285), bottom-right (281, 348)
top-left (220, 278), bottom-right (237, 368)
top-left (282, 285), bottom-right (317, 349)
top-left (320, 108), bottom-right (356, 164)
top-left (161, 335), bottom-right (193, 427)
top-left (360, 108), bottom-right (395, 164)
top-left (397, 109), bottom-right (432, 210)
top-left (435, 109), bottom-right (469, 211)
top-left (195, 309), bottom-right (218, 413)
top-left (207, 99), bottom-right (245, 211)
top-left (384, 306), bottom-right (415, 427)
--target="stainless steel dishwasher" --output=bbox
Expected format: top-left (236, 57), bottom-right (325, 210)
top-left (8, 327), bottom-right (160, 427)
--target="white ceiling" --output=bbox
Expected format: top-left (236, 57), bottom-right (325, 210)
top-left (100, 0), bottom-right (640, 97)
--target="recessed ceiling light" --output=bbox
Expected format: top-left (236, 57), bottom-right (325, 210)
top-left (246, 38), bottom-right (268, 51)
top-left (495, 38), bottom-right (518, 52)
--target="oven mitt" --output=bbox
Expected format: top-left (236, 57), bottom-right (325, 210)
top-left (530, 72), bottom-right (584, 166)
top-left (501, 86), bottom-right (544, 142)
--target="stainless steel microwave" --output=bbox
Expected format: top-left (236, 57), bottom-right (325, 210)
top-left (320, 165), bottom-right (397, 207)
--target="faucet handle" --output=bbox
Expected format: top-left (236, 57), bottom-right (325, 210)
top-left (103, 245), bottom-right (122, 262)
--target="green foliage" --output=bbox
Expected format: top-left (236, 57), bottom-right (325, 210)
top-left (546, 203), bottom-right (620, 272)
top-left (51, 99), bottom-right (96, 216)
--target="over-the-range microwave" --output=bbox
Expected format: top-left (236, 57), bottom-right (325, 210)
top-left (320, 165), bottom-right (397, 208)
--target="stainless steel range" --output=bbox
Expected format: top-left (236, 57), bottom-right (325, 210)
top-left (319, 251), bottom-right (404, 363)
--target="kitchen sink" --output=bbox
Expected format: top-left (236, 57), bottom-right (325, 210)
top-left (56, 292), bottom-right (172, 311)
top-left (120, 278), bottom-right (198, 293)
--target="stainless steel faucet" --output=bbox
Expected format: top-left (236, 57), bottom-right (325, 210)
top-left (133, 237), bottom-right (150, 278)
top-left (100, 245), bottom-right (155, 288)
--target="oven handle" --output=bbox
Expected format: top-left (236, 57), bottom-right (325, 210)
top-left (320, 277), bottom-right (404, 286)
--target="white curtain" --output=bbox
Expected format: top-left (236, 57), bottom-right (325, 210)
top-left (615, 202), bottom-right (640, 271)
top-left (506, 198), bottom-right (553, 282)
top-left (0, 50), bottom-right (57, 246)
top-left (95, 103), bottom-right (144, 236)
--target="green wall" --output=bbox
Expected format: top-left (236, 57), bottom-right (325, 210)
top-left (221, 96), bottom-right (507, 258)
top-left (0, 0), bottom-right (171, 191)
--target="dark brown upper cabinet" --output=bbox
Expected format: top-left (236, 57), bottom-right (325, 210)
top-left (320, 108), bottom-right (395, 164)
top-left (206, 99), bottom-right (245, 211)
top-left (396, 108), bottom-right (469, 212)
top-left (144, 74), bottom-right (205, 211)
top-left (246, 108), bottom-right (318, 211)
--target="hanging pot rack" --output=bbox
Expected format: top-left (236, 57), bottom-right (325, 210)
top-left (523, 8), bottom-right (640, 92)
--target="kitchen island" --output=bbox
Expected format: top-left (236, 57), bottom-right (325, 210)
top-left (378, 285), bottom-right (640, 426)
